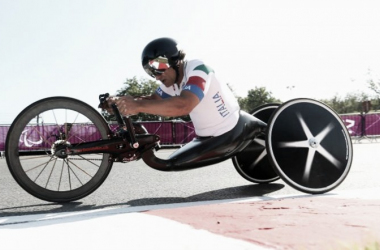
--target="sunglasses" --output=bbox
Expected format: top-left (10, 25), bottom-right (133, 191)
top-left (144, 67), bottom-right (167, 77)
top-left (144, 56), bottom-right (170, 78)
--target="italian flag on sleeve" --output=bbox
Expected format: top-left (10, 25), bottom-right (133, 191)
top-left (183, 64), bottom-right (215, 101)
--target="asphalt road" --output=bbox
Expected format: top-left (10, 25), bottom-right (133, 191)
top-left (1, 141), bottom-right (379, 217)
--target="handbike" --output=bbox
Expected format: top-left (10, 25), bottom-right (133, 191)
top-left (5, 94), bottom-right (353, 202)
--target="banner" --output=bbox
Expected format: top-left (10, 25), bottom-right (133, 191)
top-left (0, 121), bottom-right (196, 152)
top-left (341, 113), bottom-right (380, 137)
top-left (1, 114), bottom-right (379, 152)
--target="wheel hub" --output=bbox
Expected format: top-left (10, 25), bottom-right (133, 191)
top-left (51, 140), bottom-right (71, 159)
top-left (308, 137), bottom-right (319, 148)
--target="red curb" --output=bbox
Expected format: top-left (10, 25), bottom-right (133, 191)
top-left (145, 196), bottom-right (380, 249)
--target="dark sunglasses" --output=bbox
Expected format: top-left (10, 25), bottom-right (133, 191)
top-left (144, 57), bottom-right (170, 78)
top-left (144, 67), bottom-right (167, 77)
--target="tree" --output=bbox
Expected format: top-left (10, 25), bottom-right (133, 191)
top-left (367, 73), bottom-right (380, 111)
top-left (319, 92), bottom-right (370, 114)
top-left (238, 87), bottom-right (281, 112)
top-left (368, 78), bottom-right (380, 95)
top-left (367, 69), bottom-right (380, 96)
top-left (117, 77), bottom-right (159, 97)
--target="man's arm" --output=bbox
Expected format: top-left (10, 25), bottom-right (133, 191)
top-left (134, 93), bottom-right (161, 100)
top-left (106, 91), bottom-right (199, 117)
top-left (136, 91), bottom-right (199, 117)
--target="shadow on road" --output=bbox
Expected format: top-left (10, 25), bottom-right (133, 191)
top-left (0, 183), bottom-right (285, 218)
top-left (127, 183), bottom-right (285, 206)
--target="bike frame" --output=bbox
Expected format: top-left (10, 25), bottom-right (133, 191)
top-left (54, 94), bottom-right (161, 162)
top-left (55, 93), bottom-right (266, 172)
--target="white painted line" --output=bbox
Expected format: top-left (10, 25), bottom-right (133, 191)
top-left (0, 212), bottom-right (269, 250)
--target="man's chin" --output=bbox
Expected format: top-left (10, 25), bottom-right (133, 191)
top-left (163, 81), bottom-right (172, 87)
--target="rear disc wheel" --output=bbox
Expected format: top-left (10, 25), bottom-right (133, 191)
top-left (266, 98), bottom-right (353, 194)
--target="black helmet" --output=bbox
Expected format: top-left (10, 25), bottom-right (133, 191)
top-left (141, 37), bottom-right (184, 78)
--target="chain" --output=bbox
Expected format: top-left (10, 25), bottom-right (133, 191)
top-left (67, 157), bottom-right (103, 161)
top-left (67, 157), bottom-right (136, 162)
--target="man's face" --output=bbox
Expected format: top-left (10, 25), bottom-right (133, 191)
top-left (155, 67), bottom-right (176, 87)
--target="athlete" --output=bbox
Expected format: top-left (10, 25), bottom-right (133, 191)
top-left (104, 37), bottom-right (266, 169)
top-left (107, 37), bottom-right (240, 137)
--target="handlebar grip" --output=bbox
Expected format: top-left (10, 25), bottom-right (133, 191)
top-left (99, 93), bottom-right (110, 104)
top-left (101, 95), bottom-right (139, 149)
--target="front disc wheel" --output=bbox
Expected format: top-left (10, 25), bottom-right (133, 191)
top-left (232, 103), bottom-right (280, 183)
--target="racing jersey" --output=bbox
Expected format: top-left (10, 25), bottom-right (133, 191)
top-left (155, 59), bottom-right (240, 137)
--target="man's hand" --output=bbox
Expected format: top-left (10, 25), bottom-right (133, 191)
top-left (102, 95), bottom-right (139, 116)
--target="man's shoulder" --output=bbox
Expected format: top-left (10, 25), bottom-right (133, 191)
top-left (186, 59), bottom-right (204, 69)
top-left (185, 59), bottom-right (215, 75)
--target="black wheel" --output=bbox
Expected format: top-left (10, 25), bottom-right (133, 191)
top-left (266, 98), bottom-right (353, 194)
top-left (232, 103), bottom-right (280, 183)
top-left (5, 97), bottom-right (113, 202)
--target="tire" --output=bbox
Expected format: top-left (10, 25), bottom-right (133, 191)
top-left (266, 98), bottom-right (353, 194)
top-left (5, 97), bottom-right (113, 202)
top-left (232, 103), bottom-right (280, 183)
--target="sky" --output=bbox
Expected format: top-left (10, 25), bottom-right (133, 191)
top-left (1, 0), bottom-right (380, 124)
